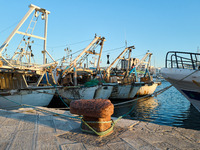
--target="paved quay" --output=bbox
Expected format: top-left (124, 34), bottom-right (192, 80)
top-left (0, 107), bottom-right (200, 150)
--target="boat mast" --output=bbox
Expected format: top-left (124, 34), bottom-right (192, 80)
top-left (105, 45), bottom-right (135, 81)
top-left (0, 5), bottom-right (36, 54)
top-left (61, 36), bottom-right (104, 76)
top-left (126, 47), bottom-right (132, 76)
top-left (96, 37), bottom-right (105, 72)
top-left (43, 11), bottom-right (48, 64)
top-left (0, 4), bottom-right (56, 68)
top-left (134, 52), bottom-right (152, 68)
top-left (0, 5), bottom-right (36, 67)
top-left (129, 52), bottom-right (152, 77)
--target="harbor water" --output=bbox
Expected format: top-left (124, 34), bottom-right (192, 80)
top-left (113, 81), bottom-right (200, 130)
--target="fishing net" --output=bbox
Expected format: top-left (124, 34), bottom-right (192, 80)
top-left (84, 79), bottom-right (105, 87)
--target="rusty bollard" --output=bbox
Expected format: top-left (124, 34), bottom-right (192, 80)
top-left (70, 99), bottom-right (114, 136)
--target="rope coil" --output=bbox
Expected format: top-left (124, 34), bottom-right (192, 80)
top-left (81, 116), bottom-right (122, 136)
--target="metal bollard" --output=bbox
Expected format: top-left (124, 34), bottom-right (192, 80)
top-left (70, 99), bottom-right (114, 136)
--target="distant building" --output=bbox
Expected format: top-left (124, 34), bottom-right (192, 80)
top-left (121, 58), bottom-right (140, 70)
top-left (155, 67), bottom-right (161, 76)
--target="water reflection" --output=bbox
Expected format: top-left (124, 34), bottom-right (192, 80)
top-left (131, 97), bottom-right (159, 121)
top-left (175, 104), bottom-right (200, 130)
top-left (113, 81), bottom-right (200, 130)
top-left (113, 97), bottom-right (159, 121)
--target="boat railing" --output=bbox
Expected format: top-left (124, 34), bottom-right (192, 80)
top-left (165, 51), bottom-right (200, 70)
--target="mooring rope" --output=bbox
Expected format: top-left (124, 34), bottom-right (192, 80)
top-left (54, 85), bottom-right (70, 108)
top-left (113, 84), bottom-right (171, 106)
top-left (80, 116), bottom-right (123, 136)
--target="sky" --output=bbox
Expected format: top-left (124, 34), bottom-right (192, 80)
top-left (1, 0), bottom-right (200, 68)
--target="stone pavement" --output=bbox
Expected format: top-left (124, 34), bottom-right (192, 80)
top-left (0, 107), bottom-right (199, 150)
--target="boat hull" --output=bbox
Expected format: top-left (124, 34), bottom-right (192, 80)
top-left (136, 82), bottom-right (160, 96)
top-left (94, 83), bottom-right (114, 99)
top-left (109, 83), bottom-right (141, 100)
top-left (161, 68), bottom-right (200, 112)
top-left (0, 87), bottom-right (55, 110)
top-left (129, 84), bottom-right (142, 98)
top-left (58, 86), bottom-right (99, 103)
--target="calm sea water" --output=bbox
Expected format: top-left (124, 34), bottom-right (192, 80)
top-left (113, 81), bottom-right (200, 130)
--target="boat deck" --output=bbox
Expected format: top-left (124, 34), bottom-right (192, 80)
top-left (0, 107), bottom-right (199, 149)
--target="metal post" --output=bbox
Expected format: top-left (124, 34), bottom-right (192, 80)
top-left (147, 53), bottom-right (152, 68)
top-left (175, 52), bottom-right (179, 68)
top-left (74, 61), bottom-right (77, 86)
top-left (36, 73), bottom-right (45, 86)
top-left (96, 37), bottom-right (105, 72)
top-left (190, 53), bottom-right (195, 70)
top-left (43, 12), bottom-right (48, 64)
top-left (195, 54), bottom-right (198, 68)
top-left (181, 57), bottom-right (184, 69)
top-left (126, 48), bottom-right (132, 76)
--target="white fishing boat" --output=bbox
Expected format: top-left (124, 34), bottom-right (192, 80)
top-left (109, 84), bottom-right (132, 99)
top-left (57, 85), bottom-right (99, 103)
top-left (103, 46), bottom-right (144, 100)
top-left (0, 87), bottom-right (55, 109)
top-left (161, 51), bottom-right (200, 112)
top-left (58, 36), bottom-right (113, 102)
top-left (109, 82), bottom-right (142, 100)
top-left (129, 52), bottom-right (161, 96)
top-left (0, 4), bottom-right (58, 109)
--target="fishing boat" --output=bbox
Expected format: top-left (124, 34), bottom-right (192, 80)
top-left (0, 4), bottom-right (58, 109)
top-left (104, 46), bottom-right (143, 100)
top-left (57, 68), bottom-right (100, 103)
top-left (129, 52), bottom-right (161, 96)
top-left (57, 36), bottom-right (113, 103)
top-left (161, 51), bottom-right (200, 112)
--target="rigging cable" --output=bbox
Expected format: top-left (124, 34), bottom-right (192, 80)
top-left (102, 46), bottom-right (125, 53)
top-left (0, 20), bottom-right (20, 34)
top-left (34, 39), bottom-right (93, 49)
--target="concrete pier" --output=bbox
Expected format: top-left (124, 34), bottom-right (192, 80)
top-left (0, 107), bottom-right (199, 150)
